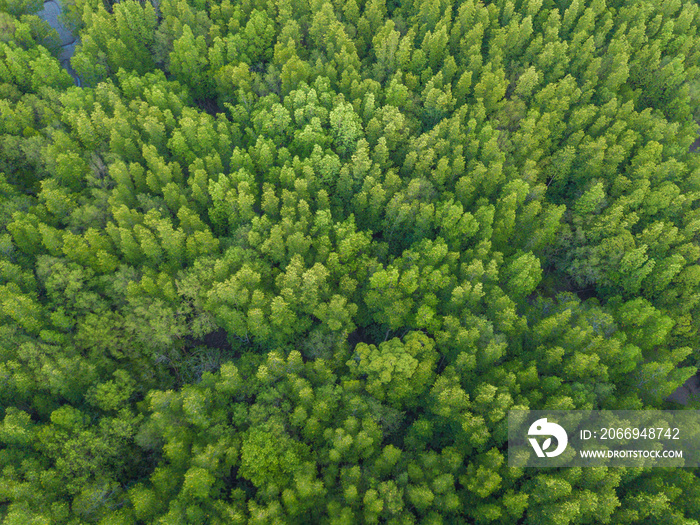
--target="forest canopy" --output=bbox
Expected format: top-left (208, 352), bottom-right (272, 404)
top-left (2, 0), bottom-right (700, 522)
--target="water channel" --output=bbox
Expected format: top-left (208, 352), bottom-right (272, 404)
top-left (35, 0), bottom-right (80, 86)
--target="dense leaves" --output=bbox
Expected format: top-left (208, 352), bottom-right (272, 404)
top-left (1, 0), bottom-right (700, 523)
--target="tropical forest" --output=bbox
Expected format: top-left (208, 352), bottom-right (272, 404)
top-left (2, 0), bottom-right (700, 522)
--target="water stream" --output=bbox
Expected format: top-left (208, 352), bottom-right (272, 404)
top-left (35, 0), bottom-right (80, 86)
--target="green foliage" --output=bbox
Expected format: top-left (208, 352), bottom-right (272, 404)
top-left (0, 0), bottom-right (40, 17)
top-left (347, 331), bottom-right (438, 408)
top-left (1, 0), bottom-right (700, 522)
top-left (72, 1), bottom-right (158, 87)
